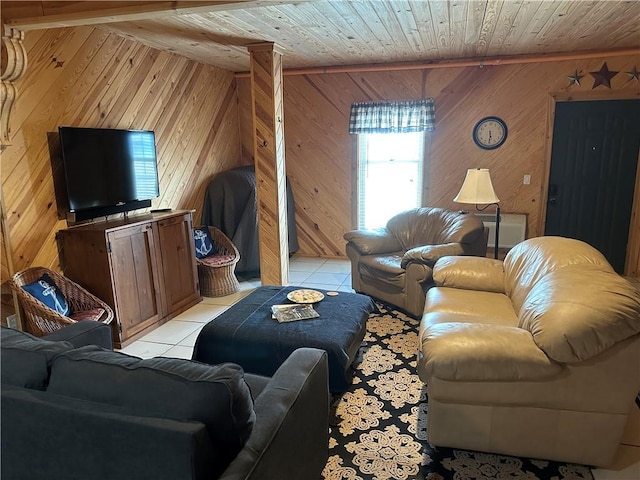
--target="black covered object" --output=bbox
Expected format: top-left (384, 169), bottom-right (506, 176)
top-left (201, 166), bottom-right (299, 273)
top-left (193, 286), bottom-right (377, 393)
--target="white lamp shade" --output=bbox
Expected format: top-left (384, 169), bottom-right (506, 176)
top-left (453, 168), bottom-right (500, 205)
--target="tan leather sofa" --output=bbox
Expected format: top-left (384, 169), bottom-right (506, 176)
top-left (343, 208), bottom-right (487, 317)
top-left (417, 236), bottom-right (640, 466)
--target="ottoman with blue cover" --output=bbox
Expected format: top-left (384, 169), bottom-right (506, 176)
top-left (193, 286), bottom-right (376, 393)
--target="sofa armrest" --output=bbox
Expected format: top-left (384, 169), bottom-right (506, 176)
top-left (419, 322), bottom-right (563, 382)
top-left (343, 228), bottom-right (401, 255)
top-left (401, 243), bottom-right (465, 268)
top-left (43, 321), bottom-right (113, 349)
top-left (432, 256), bottom-right (505, 293)
top-left (220, 347), bottom-right (329, 480)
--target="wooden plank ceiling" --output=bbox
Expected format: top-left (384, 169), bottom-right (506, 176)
top-left (4, 1), bottom-right (640, 72)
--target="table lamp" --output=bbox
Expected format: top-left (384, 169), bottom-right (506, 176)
top-left (454, 168), bottom-right (501, 259)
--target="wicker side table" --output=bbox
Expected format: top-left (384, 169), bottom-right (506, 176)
top-left (196, 227), bottom-right (240, 297)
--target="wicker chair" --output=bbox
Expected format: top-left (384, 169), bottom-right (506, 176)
top-left (10, 267), bottom-right (114, 337)
top-left (196, 226), bottom-right (241, 297)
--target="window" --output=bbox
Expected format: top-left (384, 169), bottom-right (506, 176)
top-left (129, 131), bottom-right (158, 199)
top-left (348, 98), bottom-right (435, 230)
top-left (357, 132), bottom-right (426, 229)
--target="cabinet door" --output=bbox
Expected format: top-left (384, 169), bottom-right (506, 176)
top-left (108, 222), bottom-right (163, 339)
top-left (155, 213), bottom-right (200, 315)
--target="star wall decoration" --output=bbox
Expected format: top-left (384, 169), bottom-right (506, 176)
top-left (567, 70), bottom-right (583, 86)
top-left (589, 62), bottom-right (618, 89)
top-left (626, 66), bottom-right (639, 81)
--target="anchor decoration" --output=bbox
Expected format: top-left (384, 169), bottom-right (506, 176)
top-left (39, 279), bottom-right (69, 315)
top-left (194, 229), bottom-right (213, 258)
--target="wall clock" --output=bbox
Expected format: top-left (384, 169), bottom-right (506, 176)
top-left (472, 116), bottom-right (508, 150)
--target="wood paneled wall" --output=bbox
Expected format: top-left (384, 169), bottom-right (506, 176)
top-left (238, 54), bottom-right (640, 268)
top-left (2, 24), bottom-right (638, 288)
top-left (0, 25), bottom-right (242, 284)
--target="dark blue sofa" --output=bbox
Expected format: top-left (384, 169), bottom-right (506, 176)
top-left (1, 322), bottom-right (329, 480)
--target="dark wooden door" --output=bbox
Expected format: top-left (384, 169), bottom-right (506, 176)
top-left (155, 213), bottom-right (200, 315)
top-left (545, 99), bottom-right (640, 273)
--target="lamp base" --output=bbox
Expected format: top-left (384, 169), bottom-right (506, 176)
top-left (494, 205), bottom-right (501, 260)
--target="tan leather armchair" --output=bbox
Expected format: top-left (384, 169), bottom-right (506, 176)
top-left (417, 236), bottom-right (640, 466)
top-left (343, 208), bottom-right (487, 317)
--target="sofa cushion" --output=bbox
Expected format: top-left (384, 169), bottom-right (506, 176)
top-left (359, 253), bottom-right (405, 290)
top-left (199, 254), bottom-right (237, 267)
top-left (387, 207), bottom-right (484, 250)
top-left (504, 236), bottom-right (612, 314)
top-left (69, 308), bottom-right (106, 322)
top-left (42, 320), bottom-right (113, 349)
top-left (0, 327), bottom-right (74, 390)
top-left (425, 288), bottom-right (518, 326)
top-left (419, 322), bottom-right (564, 381)
top-left (432, 256), bottom-right (505, 293)
top-left (519, 265), bottom-right (640, 362)
top-left (2, 384), bottom-right (219, 480)
top-left (47, 346), bottom-right (256, 470)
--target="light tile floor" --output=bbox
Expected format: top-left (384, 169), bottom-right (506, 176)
top-left (121, 257), bottom-right (640, 479)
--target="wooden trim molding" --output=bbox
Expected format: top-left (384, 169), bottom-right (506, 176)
top-left (1, 25), bottom-right (26, 149)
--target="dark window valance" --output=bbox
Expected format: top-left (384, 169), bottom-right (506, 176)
top-left (348, 99), bottom-right (435, 134)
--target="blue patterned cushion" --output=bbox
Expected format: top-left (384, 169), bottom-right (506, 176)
top-left (193, 228), bottom-right (215, 259)
top-left (22, 274), bottom-right (71, 316)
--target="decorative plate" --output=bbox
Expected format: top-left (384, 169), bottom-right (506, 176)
top-left (287, 289), bottom-right (325, 304)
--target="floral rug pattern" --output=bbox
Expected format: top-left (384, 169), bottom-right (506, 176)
top-left (322, 302), bottom-right (594, 480)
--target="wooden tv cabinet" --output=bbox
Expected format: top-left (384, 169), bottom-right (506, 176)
top-left (57, 210), bottom-right (201, 348)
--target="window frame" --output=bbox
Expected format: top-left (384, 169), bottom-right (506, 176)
top-left (353, 131), bottom-right (429, 230)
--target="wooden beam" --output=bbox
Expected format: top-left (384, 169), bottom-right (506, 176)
top-left (3, 0), bottom-right (307, 31)
top-left (234, 47), bottom-right (640, 78)
top-left (248, 41), bottom-right (289, 286)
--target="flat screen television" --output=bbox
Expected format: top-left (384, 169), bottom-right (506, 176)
top-left (58, 126), bottom-right (159, 221)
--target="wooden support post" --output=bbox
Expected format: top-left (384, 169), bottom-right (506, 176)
top-left (248, 42), bottom-right (289, 286)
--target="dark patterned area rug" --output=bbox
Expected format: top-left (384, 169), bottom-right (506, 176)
top-left (322, 302), bottom-right (594, 480)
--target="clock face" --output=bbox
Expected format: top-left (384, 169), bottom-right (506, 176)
top-left (473, 116), bottom-right (508, 150)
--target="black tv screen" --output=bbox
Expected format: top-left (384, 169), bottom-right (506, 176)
top-left (59, 127), bottom-right (159, 217)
